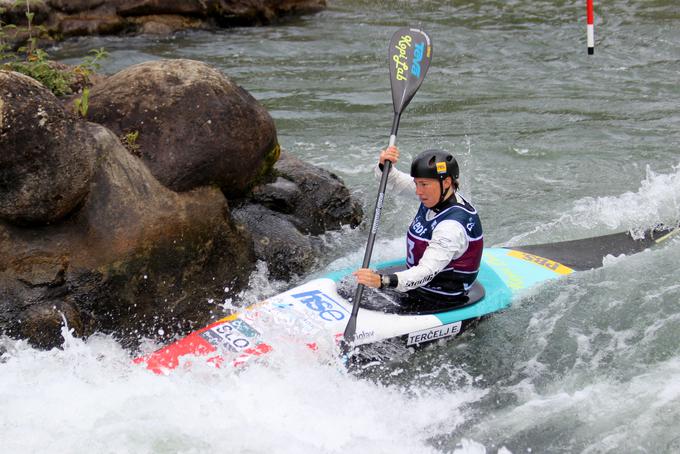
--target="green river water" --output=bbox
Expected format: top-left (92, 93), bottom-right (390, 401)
top-left (2, 1), bottom-right (680, 452)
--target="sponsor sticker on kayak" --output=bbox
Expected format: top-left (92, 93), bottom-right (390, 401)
top-left (507, 250), bottom-right (573, 275)
top-left (200, 319), bottom-right (260, 352)
top-left (243, 300), bottom-right (320, 337)
top-left (291, 289), bottom-right (349, 322)
top-left (407, 321), bottom-right (462, 346)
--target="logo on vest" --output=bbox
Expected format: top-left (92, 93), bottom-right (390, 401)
top-left (466, 217), bottom-right (475, 232)
top-left (411, 220), bottom-right (427, 235)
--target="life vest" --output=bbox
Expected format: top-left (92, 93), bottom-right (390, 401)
top-left (406, 196), bottom-right (483, 298)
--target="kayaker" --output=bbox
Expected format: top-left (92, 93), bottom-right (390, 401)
top-left (353, 146), bottom-right (483, 304)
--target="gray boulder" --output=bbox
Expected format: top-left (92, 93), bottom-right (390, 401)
top-left (0, 70), bottom-right (96, 225)
top-left (233, 150), bottom-right (363, 279)
top-left (87, 59), bottom-right (279, 197)
top-left (260, 151), bottom-right (363, 235)
top-left (0, 117), bottom-right (255, 349)
top-left (232, 203), bottom-right (320, 280)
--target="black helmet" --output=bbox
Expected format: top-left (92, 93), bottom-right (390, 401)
top-left (410, 149), bottom-right (459, 181)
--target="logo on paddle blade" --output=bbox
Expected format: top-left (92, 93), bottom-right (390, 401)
top-left (393, 33), bottom-right (429, 81)
top-left (388, 27), bottom-right (432, 114)
top-left (393, 34), bottom-right (413, 81)
top-left (411, 42), bottom-right (425, 78)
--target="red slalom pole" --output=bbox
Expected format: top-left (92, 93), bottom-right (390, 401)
top-left (587, 0), bottom-right (594, 54)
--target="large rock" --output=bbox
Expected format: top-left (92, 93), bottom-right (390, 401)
top-left (113, 0), bottom-right (327, 25)
top-left (1, 58), bottom-right (364, 349)
top-left (0, 124), bottom-right (255, 348)
top-left (233, 150), bottom-right (363, 279)
top-left (53, 4), bottom-right (127, 37)
top-left (0, 71), bottom-right (96, 225)
top-left (1, 1), bottom-right (327, 46)
top-left (48, 0), bottom-right (106, 14)
top-left (259, 151), bottom-right (363, 235)
top-left (232, 203), bottom-right (320, 280)
top-left (113, 0), bottom-right (215, 16)
top-left (128, 14), bottom-right (207, 35)
top-left (87, 59), bottom-right (279, 197)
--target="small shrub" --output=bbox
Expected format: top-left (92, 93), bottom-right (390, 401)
top-left (7, 48), bottom-right (73, 95)
top-left (122, 131), bottom-right (141, 155)
top-left (1, 1), bottom-right (109, 96)
top-left (73, 87), bottom-right (89, 117)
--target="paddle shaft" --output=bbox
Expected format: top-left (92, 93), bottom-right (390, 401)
top-left (344, 113), bottom-right (401, 343)
top-left (341, 27), bottom-right (432, 350)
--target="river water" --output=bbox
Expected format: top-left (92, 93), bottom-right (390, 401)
top-left (2, 1), bottom-right (680, 452)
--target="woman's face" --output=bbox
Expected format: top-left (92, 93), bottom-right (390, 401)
top-left (413, 177), bottom-right (451, 208)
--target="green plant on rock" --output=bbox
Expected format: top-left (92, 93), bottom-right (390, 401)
top-left (73, 47), bottom-right (109, 85)
top-left (2, 0), bottom-right (69, 93)
top-left (22, 0), bottom-right (35, 55)
top-left (7, 48), bottom-right (72, 95)
top-left (12, 0), bottom-right (46, 57)
top-left (73, 87), bottom-right (89, 117)
top-left (80, 47), bottom-right (108, 72)
top-left (1, 1), bottom-right (108, 97)
top-left (122, 131), bottom-right (141, 155)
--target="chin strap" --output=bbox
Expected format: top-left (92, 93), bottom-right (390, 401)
top-left (438, 179), bottom-right (452, 204)
top-left (433, 183), bottom-right (455, 213)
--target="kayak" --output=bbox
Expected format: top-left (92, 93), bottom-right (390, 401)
top-left (135, 225), bottom-right (678, 374)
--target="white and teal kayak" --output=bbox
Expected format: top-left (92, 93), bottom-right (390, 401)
top-left (135, 226), bottom-right (677, 373)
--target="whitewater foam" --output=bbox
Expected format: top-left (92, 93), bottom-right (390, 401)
top-left (505, 163), bottom-right (680, 246)
top-left (0, 303), bottom-right (490, 454)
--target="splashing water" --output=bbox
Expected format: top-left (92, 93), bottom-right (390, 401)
top-left (505, 163), bottom-right (680, 246)
top-left (0, 319), bottom-right (489, 454)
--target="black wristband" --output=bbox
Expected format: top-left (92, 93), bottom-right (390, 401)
top-left (380, 273), bottom-right (398, 289)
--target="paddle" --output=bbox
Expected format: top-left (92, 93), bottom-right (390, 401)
top-left (342, 27), bottom-right (432, 352)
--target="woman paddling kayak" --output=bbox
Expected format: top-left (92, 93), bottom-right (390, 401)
top-left (353, 146), bottom-right (484, 307)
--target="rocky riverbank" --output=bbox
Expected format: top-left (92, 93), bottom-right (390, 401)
top-left (0, 57), bottom-right (362, 349)
top-left (0, 0), bottom-right (327, 47)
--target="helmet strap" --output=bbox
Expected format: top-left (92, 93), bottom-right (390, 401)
top-left (438, 178), bottom-right (453, 204)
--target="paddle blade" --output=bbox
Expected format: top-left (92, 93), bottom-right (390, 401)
top-left (389, 27), bottom-right (432, 114)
